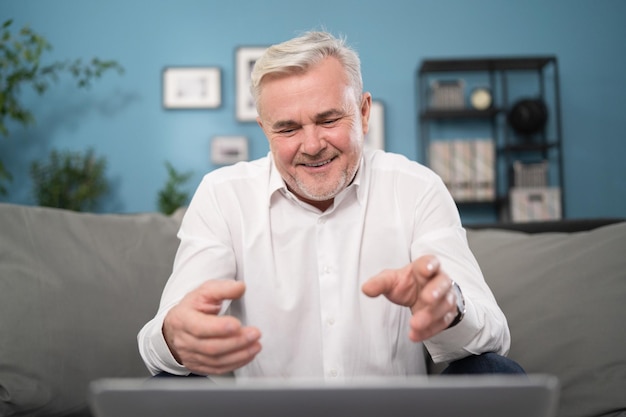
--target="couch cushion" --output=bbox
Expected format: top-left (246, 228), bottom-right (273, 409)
top-left (467, 222), bottom-right (626, 417)
top-left (0, 203), bottom-right (180, 416)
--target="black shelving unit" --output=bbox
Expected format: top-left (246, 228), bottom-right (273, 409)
top-left (417, 56), bottom-right (564, 222)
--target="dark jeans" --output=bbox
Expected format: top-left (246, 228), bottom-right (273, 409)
top-left (154, 352), bottom-right (525, 378)
top-left (441, 352), bottom-right (525, 375)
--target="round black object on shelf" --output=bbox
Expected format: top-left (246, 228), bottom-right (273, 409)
top-left (508, 98), bottom-right (548, 135)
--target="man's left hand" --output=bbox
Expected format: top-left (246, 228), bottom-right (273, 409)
top-left (362, 255), bottom-right (459, 342)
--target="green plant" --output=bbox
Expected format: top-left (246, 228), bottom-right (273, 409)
top-left (30, 147), bottom-right (109, 212)
top-left (0, 18), bottom-right (123, 195)
top-left (157, 161), bottom-right (193, 215)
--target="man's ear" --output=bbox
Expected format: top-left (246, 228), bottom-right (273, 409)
top-left (360, 92), bottom-right (372, 135)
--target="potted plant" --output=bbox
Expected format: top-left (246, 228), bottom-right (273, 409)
top-left (30, 147), bottom-right (109, 212)
top-left (0, 19), bottom-right (123, 195)
top-left (157, 161), bottom-right (193, 215)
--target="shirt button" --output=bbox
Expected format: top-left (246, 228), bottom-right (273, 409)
top-left (327, 317), bottom-right (335, 326)
top-left (318, 218), bottom-right (326, 224)
top-left (329, 369), bottom-right (338, 377)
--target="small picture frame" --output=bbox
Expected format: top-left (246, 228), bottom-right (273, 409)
top-left (364, 100), bottom-right (385, 151)
top-left (211, 136), bottom-right (249, 165)
top-left (163, 67), bottom-right (221, 109)
top-left (235, 46), bottom-right (267, 121)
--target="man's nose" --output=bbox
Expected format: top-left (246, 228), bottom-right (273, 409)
top-left (301, 125), bottom-right (327, 155)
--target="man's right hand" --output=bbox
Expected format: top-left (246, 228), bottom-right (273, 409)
top-left (162, 280), bottom-right (262, 376)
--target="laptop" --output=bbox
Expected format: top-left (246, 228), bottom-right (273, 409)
top-left (89, 374), bottom-right (559, 417)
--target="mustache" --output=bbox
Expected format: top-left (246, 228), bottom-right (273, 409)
top-left (294, 152), bottom-right (337, 165)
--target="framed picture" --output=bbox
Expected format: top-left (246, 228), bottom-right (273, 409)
top-left (235, 46), bottom-right (267, 121)
top-left (364, 100), bottom-right (385, 150)
top-left (163, 67), bottom-right (221, 109)
top-left (211, 136), bottom-right (249, 165)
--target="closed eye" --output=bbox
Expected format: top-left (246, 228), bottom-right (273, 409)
top-left (319, 117), bottom-right (341, 126)
top-left (278, 127), bottom-right (299, 135)
top-left (272, 122), bottom-right (300, 136)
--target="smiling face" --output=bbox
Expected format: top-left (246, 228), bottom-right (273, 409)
top-left (257, 57), bottom-right (371, 211)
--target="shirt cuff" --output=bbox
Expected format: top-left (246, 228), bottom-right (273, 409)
top-left (423, 297), bottom-right (483, 363)
top-left (142, 315), bottom-right (191, 376)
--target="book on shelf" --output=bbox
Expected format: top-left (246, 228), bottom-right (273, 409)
top-left (429, 79), bottom-right (465, 110)
top-left (473, 139), bottom-right (496, 201)
top-left (429, 138), bottom-right (495, 202)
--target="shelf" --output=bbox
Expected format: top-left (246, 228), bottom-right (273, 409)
top-left (420, 108), bottom-right (501, 120)
top-left (500, 142), bottom-right (560, 153)
top-left (456, 199), bottom-right (502, 207)
top-left (419, 56), bottom-right (556, 73)
top-left (417, 55), bottom-right (564, 222)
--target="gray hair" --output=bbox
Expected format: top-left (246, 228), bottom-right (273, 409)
top-left (250, 31), bottom-right (363, 112)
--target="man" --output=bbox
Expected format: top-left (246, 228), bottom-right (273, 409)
top-left (138, 31), bottom-right (519, 378)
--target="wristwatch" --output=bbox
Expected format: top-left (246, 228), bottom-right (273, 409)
top-left (447, 281), bottom-right (466, 329)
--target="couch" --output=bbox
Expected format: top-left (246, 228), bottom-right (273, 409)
top-left (0, 202), bottom-right (624, 417)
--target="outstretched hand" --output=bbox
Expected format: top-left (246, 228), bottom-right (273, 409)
top-left (362, 256), bottom-right (459, 342)
top-left (162, 280), bottom-right (262, 375)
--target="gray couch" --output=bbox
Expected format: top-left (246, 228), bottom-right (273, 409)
top-left (0, 202), bottom-right (624, 417)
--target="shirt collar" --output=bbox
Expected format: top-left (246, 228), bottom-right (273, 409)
top-left (351, 153), bottom-right (366, 205)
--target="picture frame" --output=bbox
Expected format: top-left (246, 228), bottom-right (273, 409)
top-left (235, 46), bottom-right (267, 121)
top-left (163, 67), bottom-right (221, 109)
top-left (211, 136), bottom-right (249, 165)
top-left (364, 100), bottom-right (385, 150)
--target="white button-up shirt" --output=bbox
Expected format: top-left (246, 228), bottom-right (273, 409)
top-left (138, 149), bottom-right (510, 378)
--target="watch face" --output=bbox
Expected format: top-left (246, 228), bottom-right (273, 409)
top-left (470, 88), bottom-right (492, 110)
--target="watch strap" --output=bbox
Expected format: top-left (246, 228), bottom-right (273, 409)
top-left (447, 281), bottom-right (466, 329)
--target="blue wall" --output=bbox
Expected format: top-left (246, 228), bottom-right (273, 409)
top-left (2, 0), bottom-right (625, 223)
